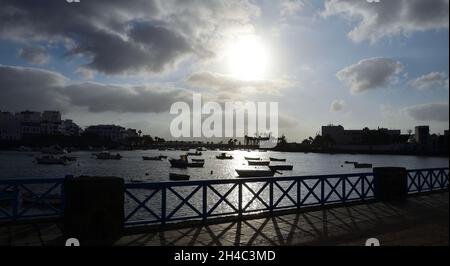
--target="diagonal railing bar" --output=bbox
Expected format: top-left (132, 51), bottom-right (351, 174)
top-left (1, 168), bottom-right (447, 224)
top-left (423, 171), bottom-right (433, 190)
top-left (300, 179), bottom-right (321, 205)
top-left (167, 185), bottom-right (202, 219)
top-left (324, 178), bottom-right (343, 202)
top-left (242, 182), bottom-right (270, 211)
top-left (17, 183), bottom-right (62, 217)
top-left (273, 181), bottom-right (297, 207)
top-left (362, 175), bottom-right (374, 197)
top-left (345, 176), bottom-right (362, 200)
top-left (408, 171), bottom-right (420, 191)
top-left (207, 183), bottom-right (239, 215)
top-left (125, 189), bottom-right (160, 222)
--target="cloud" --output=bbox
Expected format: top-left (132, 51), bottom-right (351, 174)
top-left (336, 58), bottom-right (404, 93)
top-left (409, 72), bottom-right (449, 90)
top-left (187, 71), bottom-right (291, 99)
top-left (18, 45), bottom-right (49, 65)
top-left (330, 99), bottom-right (346, 111)
top-left (0, 65), bottom-right (190, 114)
top-left (0, 0), bottom-right (259, 75)
top-left (280, 0), bottom-right (304, 16)
top-left (323, 0), bottom-right (449, 43)
top-left (405, 102), bottom-right (449, 122)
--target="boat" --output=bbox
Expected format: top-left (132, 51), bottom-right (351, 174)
top-left (269, 165), bottom-right (293, 171)
top-left (270, 157), bottom-right (286, 162)
top-left (345, 161), bottom-right (358, 164)
top-left (35, 155), bottom-right (67, 165)
top-left (187, 151), bottom-right (202, 156)
top-left (95, 152), bottom-right (122, 160)
top-left (169, 155), bottom-right (204, 168)
top-left (170, 173), bottom-right (190, 181)
top-left (235, 168), bottom-right (275, 178)
top-left (248, 160), bottom-right (270, 166)
top-left (61, 156), bottom-right (77, 162)
top-left (169, 158), bottom-right (188, 168)
top-left (142, 156), bottom-right (163, 161)
top-left (216, 153), bottom-right (233, 160)
top-left (244, 157), bottom-right (260, 161)
top-left (354, 163), bottom-right (373, 169)
top-left (159, 155), bottom-right (168, 159)
top-left (192, 159), bottom-right (205, 162)
top-left (41, 146), bottom-right (67, 155)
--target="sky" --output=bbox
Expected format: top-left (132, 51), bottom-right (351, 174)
top-left (0, 0), bottom-right (449, 142)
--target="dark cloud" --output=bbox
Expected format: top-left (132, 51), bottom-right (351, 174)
top-left (0, 0), bottom-right (259, 75)
top-left (405, 103), bottom-right (449, 122)
top-left (18, 45), bottom-right (49, 65)
top-left (336, 58), bottom-right (403, 93)
top-left (323, 0), bottom-right (449, 43)
top-left (0, 65), bottom-right (190, 113)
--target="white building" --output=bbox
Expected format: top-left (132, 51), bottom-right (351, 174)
top-left (85, 125), bottom-right (127, 142)
top-left (40, 111), bottom-right (62, 135)
top-left (15, 111), bottom-right (41, 136)
top-left (0, 112), bottom-right (22, 141)
top-left (60, 119), bottom-right (81, 136)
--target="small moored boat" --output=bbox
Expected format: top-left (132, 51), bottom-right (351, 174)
top-left (187, 151), bottom-right (202, 156)
top-left (269, 165), bottom-right (293, 171)
top-left (216, 153), bottom-right (233, 160)
top-left (248, 160), bottom-right (270, 166)
top-left (96, 152), bottom-right (122, 160)
top-left (270, 157), bottom-right (286, 162)
top-left (354, 163), bottom-right (373, 169)
top-left (244, 157), bottom-right (260, 161)
top-left (192, 159), bottom-right (205, 162)
top-left (235, 168), bottom-right (275, 178)
top-left (170, 173), bottom-right (190, 181)
top-left (35, 155), bottom-right (67, 165)
top-left (142, 156), bottom-right (163, 161)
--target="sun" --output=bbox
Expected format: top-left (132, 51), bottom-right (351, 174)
top-left (227, 35), bottom-right (270, 81)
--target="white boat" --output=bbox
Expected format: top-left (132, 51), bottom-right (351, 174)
top-left (35, 155), bottom-right (67, 165)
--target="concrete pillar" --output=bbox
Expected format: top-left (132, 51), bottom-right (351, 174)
top-left (373, 167), bottom-right (408, 201)
top-left (63, 176), bottom-right (124, 245)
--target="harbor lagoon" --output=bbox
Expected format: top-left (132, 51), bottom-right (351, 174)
top-left (0, 150), bottom-right (447, 181)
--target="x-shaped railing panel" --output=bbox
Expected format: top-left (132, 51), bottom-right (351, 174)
top-left (125, 188), bottom-right (161, 222)
top-left (166, 186), bottom-right (203, 220)
top-left (207, 184), bottom-right (239, 216)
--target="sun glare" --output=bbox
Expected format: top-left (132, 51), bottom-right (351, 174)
top-left (227, 35), bottom-right (270, 81)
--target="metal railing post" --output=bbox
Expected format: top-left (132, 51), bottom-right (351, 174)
top-left (161, 186), bottom-right (166, 225)
top-left (238, 182), bottom-right (242, 217)
top-left (269, 181), bottom-right (274, 212)
top-left (12, 184), bottom-right (19, 221)
top-left (202, 184), bottom-right (207, 220)
top-left (321, 177), bottom-right (325, 205)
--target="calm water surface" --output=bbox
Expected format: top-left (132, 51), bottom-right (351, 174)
top-left (0, 150), bottom-right (448, 181)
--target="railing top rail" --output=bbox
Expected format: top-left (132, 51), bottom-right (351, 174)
top-left (124, 172), bottom-right (376, 188)
top-left (406, 167), bottom-right (449, 172)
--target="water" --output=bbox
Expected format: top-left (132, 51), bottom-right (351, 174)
top-left (0, 150), bottom-right (448, 180)
top-left (0, 150), bottom-right (448, 223)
